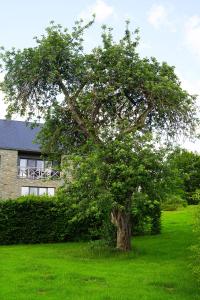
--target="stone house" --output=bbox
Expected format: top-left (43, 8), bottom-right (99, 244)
top-left (0, 119), bottom-right (60, 199)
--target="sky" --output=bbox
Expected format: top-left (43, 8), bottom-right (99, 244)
top-left (0, 0), bottom-right (199, 151)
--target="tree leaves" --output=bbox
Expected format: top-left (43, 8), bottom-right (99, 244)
top-left (0, 20), bottom-right (198, 148)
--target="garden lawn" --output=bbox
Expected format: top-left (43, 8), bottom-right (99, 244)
top-left (0, 206), bottom-right (199, 300)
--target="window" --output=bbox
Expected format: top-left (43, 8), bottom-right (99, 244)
top-left (38, 188), bottom-right (47, 196)
top-left (21, 187), bottom-right (55, 196)
top-left (29, 187), bottom-right (38, 195)
top-left (48, 188), bottom-right (55, 196)
top-left (19, 158), bottom-right (47, 170)
top-left (18, 158), bottom-right (60, 179)
top-left (21, 187), bottom-right (29, 195)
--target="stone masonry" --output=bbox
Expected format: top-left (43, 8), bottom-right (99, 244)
top-left (0, 149), bottom-right (60, 199)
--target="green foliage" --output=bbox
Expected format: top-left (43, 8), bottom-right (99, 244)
top-left (0, 21), bottom-right (198, 154)
top-left (0, 195), bottom-right (101, 245)
top-left (162, 194), bottom-right (187, 211)
top-left (59, 135), bottom-right (164, 244)
top-left (100, 216), bottom-right (117, 247)
top-left (0, 192), bottom-right (161, 245)
top-left (167, 149), bottom-right (200, 204)
top-left (0, 195), bottom-right (65, 244)
top-left (62, 134), bottom-right (166, 211)
top-left (132, 193), bottom-right (161, 235)
top-left (190, 189), bottom-right (200, 205)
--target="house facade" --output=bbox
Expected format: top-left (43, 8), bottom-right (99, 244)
top-left (0, 119), bottom-right (60, 199)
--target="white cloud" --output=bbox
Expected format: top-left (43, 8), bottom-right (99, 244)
top-left (147, 4), bottom-right (175, 31)
top-left (185, 15), bottom-right (200, 59)
top-left (79, 0), bottom-right (115, 23)
top-left (147, 4), bottom-right (168, 28)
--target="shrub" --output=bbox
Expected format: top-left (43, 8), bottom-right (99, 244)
top-left (189, 189), bottom-right (200, 205)
top-left (0, 194), bottom-right (162, 245)
top-left (101, 214), bottom-right (117, 247)
top-left (161, 194), bottom-right (187, 211)
top-left (0, 196), bottom-right (65, 244)
top-left (0, 195), bottom-right (100, 245)
top-left (132, 193), bottom-right (161, 235)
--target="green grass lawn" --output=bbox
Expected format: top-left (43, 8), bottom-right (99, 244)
top-left (0, 206), bottom-right (199, 300)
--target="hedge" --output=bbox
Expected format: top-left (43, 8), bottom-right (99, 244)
top-left (0, 195), bottom-right (100, 245)
top-left (0, 195), bottom-right (161, 245)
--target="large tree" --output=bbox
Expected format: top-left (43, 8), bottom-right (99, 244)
top-left (0, 20), bottom-right (198, 251)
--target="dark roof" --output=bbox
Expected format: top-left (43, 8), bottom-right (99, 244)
top-left (0, 119), bottom-right (42, 152)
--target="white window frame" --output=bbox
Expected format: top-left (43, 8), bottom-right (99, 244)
top-left (21, 186), bottom-right (55, 196)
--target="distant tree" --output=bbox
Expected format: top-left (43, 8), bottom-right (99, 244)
top-left (0, 20), bottom-right (198, 251)
top-left (168, 148), bottom-right (200, 203)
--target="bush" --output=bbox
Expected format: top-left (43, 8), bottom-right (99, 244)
top-left (0, 195), bottom-right (101, 245)
top-left (161, 194), bottom-right (187, 211)
top-left (0, 194), bottom-right (162, 245)
top-left (101, 215), bottom-right (117, 247)
top-left (189, 189), bottom-right (200, 205)
top-left (132, 193), bottom-right (161, 235)
top-left (0, 195), bottom-right (65, 244)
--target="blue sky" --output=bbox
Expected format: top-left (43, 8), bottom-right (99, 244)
top-left (0, 0), bottom-right (199, 150)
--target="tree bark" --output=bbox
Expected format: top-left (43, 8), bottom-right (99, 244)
top-left (111, 209), bottom-right (132, 251)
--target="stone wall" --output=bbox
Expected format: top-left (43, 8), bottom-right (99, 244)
top-left (0, 149), bottom-right (60, 199)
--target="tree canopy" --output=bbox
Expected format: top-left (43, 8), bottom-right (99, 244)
top-left (0, 20), bottom-right (198, 153)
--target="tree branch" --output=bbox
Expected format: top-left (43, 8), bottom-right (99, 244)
top-left (118, 104), bottom-right (153, 137)
top-left (91, 99), bottom-right (101, 122)
top-left (58, 78), bottom-right (102, 145)
top-left (58, 78), bottom-right (91, 138)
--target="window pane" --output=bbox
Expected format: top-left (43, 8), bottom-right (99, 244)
top-left (21, 187), bottom-right (29, 196)
top-left (28, 160), bottom-right (36, 168)
top-left (37, 160), bottom-right (44, 170)
top-left (20, 159), bottom-right (27, 168)
top-left (29, 187), bottom-right (38, 195)
top-left (39, 188), bottom-right (47, 195)
top-left (48, 188), bottom-right (55, 196)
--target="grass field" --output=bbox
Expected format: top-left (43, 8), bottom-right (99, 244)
top-left (0, 206), bottom-right (199, 300)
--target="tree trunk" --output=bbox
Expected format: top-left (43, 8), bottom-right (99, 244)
top-left (111, 209), bottom-right (131, 251)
